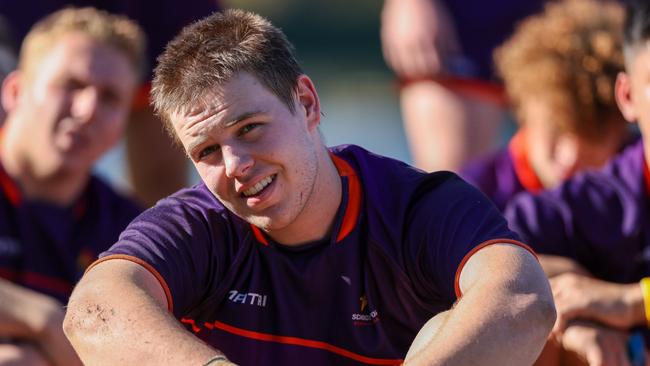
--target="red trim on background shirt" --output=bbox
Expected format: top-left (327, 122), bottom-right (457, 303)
top-left (509, 130), bottom-right (544, 193)
top-left (643, 157), bottom-right (650, 196)
top-left (0, 167), bottom-right (20, 206)
top-left (250, 153), bottom-right (362, 246)
top-left (132, 82), bottom-right (152, 110)
top-left (398, 76), bottom-right (506, 107)
top-left (0, 130), bottom-right (21, 206)
top-left (85, 254), bottom-right (174, 313)
top-left (453, 239), bottom-right (538, 299)
top-left (211, 320), bottom-right (403, 365)
top-left (0, 268), bottom-right (73, 296)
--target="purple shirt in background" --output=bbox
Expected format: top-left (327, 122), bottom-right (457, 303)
top-left (440, 0), bottom-right (546, 80)
top-left (505, 139), bottom-right (650, 283)
top-left (460, 131), bottom-right (543, 211)
top-left (0, 164), bottom-right (142, 303)
top-left (98, 144), bottom-right (526, 365)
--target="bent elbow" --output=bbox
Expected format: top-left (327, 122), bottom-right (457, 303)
top-left (63, 285), bottom-right (111, 351)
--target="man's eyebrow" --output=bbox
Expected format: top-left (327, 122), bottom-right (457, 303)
top-left (222, 110), bottom-right (265, 128)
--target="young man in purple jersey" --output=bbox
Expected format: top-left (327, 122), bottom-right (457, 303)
top-left (461, 0), bottom-right (632, 212)
top-left (505, 2), bottom-right (650, 364)
top-left (64, 9), bottom-right (555, 366)
top-left (0, 8), bottom-right (144, 366)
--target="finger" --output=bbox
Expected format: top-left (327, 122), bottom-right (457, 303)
top-left (584, 342), bottom-right (606, 366)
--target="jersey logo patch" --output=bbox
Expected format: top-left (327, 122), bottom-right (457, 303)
top-left (352, 294), bottom-right (379, 326)
top-left (228, 290), bottom-right (268, 307)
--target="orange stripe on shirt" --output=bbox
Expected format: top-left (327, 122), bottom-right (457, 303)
top-left (86, 254), bottom-right (174, 313)
top-left (453, 239), bottom-right (538, 298)
top-left (212, 320), bottom-right (403, 365)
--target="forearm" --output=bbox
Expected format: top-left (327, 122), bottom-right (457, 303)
top-left (64, 260), bottom-right (223, 365)
top-left (539, 255), bottom-right (589, 278)
top-left (0, 278), bottom-right (62, 340)
top-left (405, 245), bottom-right (555, 365)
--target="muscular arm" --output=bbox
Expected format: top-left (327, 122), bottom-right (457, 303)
top-left (0, 278), bottom-right (81, 366)
top-left (63, 259), bottom-right (231, 365)
top-left (404, 244), bottom-right (556, 365)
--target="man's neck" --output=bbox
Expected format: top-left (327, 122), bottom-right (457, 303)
top-left (1, 130), bottom-right (89, 206)
top-left (267, 147), bottom-right (343, 246)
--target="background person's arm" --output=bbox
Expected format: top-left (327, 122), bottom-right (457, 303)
top-left (63, 259), bottom-right (235, 365)
top-left (0, 278), bottom-right (81, 366)
top-left (403, 243), bottom-right (555, 366)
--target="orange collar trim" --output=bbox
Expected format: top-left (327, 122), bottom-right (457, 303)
top-left (0, 129), bottom-right (20, 206)
top-left (250, 152), bottom-right (362, 246)
top-left (509, 130), bottom-right (544, 193)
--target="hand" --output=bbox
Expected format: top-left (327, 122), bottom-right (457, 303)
top-left (560, 321), bottom-right (631, 366)
top-left (29, 295), bottom-right (82, 366)
top-left (380, 0), bottom-right (460, 79)
top-left (550, 273), bottom-right (644, 333)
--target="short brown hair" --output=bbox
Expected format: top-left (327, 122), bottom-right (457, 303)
top-left (495, 0), bottom-right (625, 140)
top-left (20, 7), bottom-right (146, 80)
top-left (151, 9), bottom-right (303, 138)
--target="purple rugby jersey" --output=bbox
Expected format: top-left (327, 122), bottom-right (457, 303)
top-left (0, 163), bottom-right (142, 303)
top-left (97, 144), bottom-right (528, 366)
top-left (505, 139), bottom-right (650, 283)
top-left (460, 131), bottom-right (543, 211)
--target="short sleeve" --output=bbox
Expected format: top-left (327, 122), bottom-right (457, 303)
top-left (504, 171), bottom-right (638, 276)
top-left (405, 173), bottom-right (523, 303)
top-left (98, 193), bottom-right (222, 318)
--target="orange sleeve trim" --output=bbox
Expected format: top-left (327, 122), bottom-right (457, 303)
top-left (453, 239), bottom-right (538, 299)
top-left (86, 254), bottom-right (174, 313)
top-left (212, 320), bottom-right (403, 365)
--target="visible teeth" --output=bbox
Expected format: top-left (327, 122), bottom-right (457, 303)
top-left (243, 175), bottom-right (274, 197)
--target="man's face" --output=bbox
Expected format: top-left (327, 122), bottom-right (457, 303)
top-left (521, 98), bottom-right (625, 188)
top-left (171, 72), bottom-right (323, 234)
top-left (9, 32), bottom-right (137, 176)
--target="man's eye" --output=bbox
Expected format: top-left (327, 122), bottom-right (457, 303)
top-left (239, 123), bottom-right (260, 136)
top-left (198, 145), bottom-right (220, 160)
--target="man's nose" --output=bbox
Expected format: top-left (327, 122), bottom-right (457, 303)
top-left (71, 86), bottom-right (99, 123)
top-left (222, 146), bottom-right (254, 179)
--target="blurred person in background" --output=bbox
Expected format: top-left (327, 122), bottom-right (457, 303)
top-left (0, 0), bottom-right (221, 207)
top-left (461, 0), bottom-right (631, 212)
top-left (506, 1), bottom-right (650, 364)
top-left (0, 15), bottom-right (17, 123)
top-left (0, 7), bottom-right (144, 365)
top-left (380, 0), bottom-right (546, 172)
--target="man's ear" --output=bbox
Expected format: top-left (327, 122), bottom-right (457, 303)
top-left (1, 71), bottom-right (23, 114)
top-left (295, 74), bottom-right (321, 130)
top-left (615, 71), bottom-right (637, 124)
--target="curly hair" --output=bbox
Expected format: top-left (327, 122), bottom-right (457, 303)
top-left (495, 0), bottom-right (625, 140)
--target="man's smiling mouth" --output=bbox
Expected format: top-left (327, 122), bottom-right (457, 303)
top-left (242, 174), bottom-right (276, 197)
